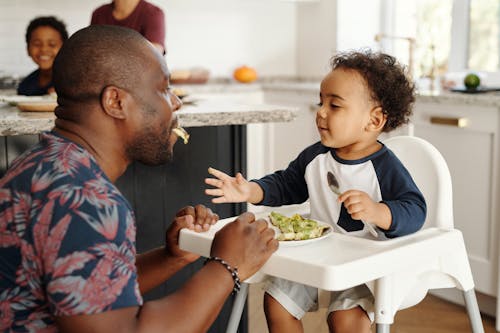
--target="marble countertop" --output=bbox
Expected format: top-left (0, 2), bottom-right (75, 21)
top-left (4, 80), bottom-right (500, 136)
top-left (0, 99), bottom-right (297, 136)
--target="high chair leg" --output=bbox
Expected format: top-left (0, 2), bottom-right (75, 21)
top-left (463, 289), bottom-right (485, 333)
top-left (376, 323), bottom-right (390, 333)
top-left (225, 282), bottom-right (249, 333)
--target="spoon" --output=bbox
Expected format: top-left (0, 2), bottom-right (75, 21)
top-left (326, 171), bottom-right (378, 238)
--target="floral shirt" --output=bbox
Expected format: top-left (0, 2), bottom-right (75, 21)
top-left (0, 132), bottom-right (142, 332)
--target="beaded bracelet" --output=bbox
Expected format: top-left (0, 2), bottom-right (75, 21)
top-left (205, 256), bottom-right (241, 294)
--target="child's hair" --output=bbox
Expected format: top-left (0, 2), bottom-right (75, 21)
top-left (25, 16), bottom-right (69, 44)
top-left (330, 50), bottom-right (415, 132)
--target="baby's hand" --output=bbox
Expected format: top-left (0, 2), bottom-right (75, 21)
top-left (205, 167), bottom-right (252, 203)
top-left (338, 190), bottom-right (380, 223)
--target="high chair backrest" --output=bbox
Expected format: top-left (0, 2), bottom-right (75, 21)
top-left (383, 136), bottom-right (454, 230)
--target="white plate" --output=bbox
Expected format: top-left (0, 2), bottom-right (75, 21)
top-left (270, 219), bottom-right (333, 247)
top-left (0, 95), bottom-right (56, 106)
top-left (17, 101), bottom-right (57, 112)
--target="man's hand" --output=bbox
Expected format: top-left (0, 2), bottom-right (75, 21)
top-left (210, 212), bottom-right (278, 280)
top-left (166, 205), bottom-right (219, 264)
top-left (204, 167), bottom-right (252, 203)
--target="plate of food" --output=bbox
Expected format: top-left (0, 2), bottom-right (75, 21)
top-left (268, 211), bottom-right (332, 247)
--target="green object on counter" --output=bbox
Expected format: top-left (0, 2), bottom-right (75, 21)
top-left (464, 73), bottom-right (481, 90)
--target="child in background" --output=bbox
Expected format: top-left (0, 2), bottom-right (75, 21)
top-left (17, 16), bottom-right (68, 96)
top-left (205, 50), bottom-right (426, 333)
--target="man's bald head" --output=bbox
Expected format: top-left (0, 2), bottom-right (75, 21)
top-left (53, 25), bottom-right (154, 103)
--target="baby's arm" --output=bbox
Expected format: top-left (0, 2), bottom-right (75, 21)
top-left (205, 167), bottom-right (264, 204)
top-left (338, 190), bottom-right (392, 230)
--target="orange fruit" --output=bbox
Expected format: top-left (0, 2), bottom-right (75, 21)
top-left (233, 66), bottom-right (257, 83)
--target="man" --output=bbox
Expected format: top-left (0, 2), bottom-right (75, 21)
top-left (0, 25), bottom-right (278, 332)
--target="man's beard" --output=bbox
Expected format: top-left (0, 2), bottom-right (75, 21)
top-left (126, 121), bottom-right (173, 166)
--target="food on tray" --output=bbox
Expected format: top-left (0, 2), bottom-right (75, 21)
top-left (269, 212), bottom-right (330, 241)
top-left (172, 126), bottom-right (190, 144)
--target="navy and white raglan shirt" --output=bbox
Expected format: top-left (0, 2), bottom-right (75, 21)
top-left (253, 141), bottom-right (426, 239)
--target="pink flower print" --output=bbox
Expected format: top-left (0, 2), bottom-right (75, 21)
top-left (16, 240), bottom-right (43, 299)
top-left (0, 188), bottom-right (10, 205)
top-left (52, 251), bottom-right (95, 278)
top-left (82, 180), bottom-right (118, 208)
top-left (31, 165), bottom-right (65, 193)
top-left (0, 297), bottom-right (14, 331)
top-left (44, 214), bottom-right (71, 269)
top-left (47, 143), bottom-right (91, 177)
top-left (76, 205), bottom-right (119, 240)
top-left (0, 209), bottom-right (20, 249)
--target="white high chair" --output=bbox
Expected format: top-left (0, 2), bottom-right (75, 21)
top-left (179, 136), bottom-right (485, 333)
top-left (358, 135), bottom-right (483, 332)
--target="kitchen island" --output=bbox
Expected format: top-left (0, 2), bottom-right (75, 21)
top-left (0, 99), bottom-right (297, 333)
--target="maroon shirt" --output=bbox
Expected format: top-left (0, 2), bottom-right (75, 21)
top-left (91, 0), bottom-right (165, 51)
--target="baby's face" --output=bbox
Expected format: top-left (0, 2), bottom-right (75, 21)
top-left (316, 68), bottom-right (379, 156)
top-left (27, 26), bottom-right (64, 71)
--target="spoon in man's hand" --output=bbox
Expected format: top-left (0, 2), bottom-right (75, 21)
top-left (326, 171), bottom-right (378, 238)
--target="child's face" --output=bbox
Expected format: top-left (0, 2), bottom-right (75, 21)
top-left (27, 26), bottom-right (64, 71)
top-left (316, 68), bottom-right (382, 154)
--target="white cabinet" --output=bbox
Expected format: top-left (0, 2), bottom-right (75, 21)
top-left (246, 88), bottom-right (319, 212)
top-left (412, 101), bottom-right (500, 323)
top-left (262, 89), bottom-right (319, 172)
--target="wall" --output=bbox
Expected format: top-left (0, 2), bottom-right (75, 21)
top-left (0, 0), bottom-right (298, 79)
top-left (296, 0), bottom-right (337, 78)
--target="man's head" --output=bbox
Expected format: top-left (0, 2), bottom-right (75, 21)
top-left (53, 25), bottom-right (182, 166)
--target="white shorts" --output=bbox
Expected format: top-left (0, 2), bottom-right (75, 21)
top-left (265, 277), bottom-right (375, 322)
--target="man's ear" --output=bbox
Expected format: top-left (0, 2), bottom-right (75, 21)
top-left (100, 86), bottom-right (128, 120)
top-left (367, 106), bottom-right (387, 132)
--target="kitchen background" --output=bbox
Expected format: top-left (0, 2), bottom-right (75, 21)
top-left (2, 0), bottom-right (500, 331)
top-left (0, 0), bottom-right (339, 81)
top-left (1, 0), bottom-right (499, 87)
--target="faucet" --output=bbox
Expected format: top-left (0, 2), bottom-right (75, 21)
top-left (374, 33), bottom-right (416, 80)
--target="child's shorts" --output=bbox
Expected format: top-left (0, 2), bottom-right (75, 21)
top-left (265, 277), bottom-right (375, 321)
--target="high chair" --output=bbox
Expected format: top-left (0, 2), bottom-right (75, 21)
top-left (179, 135), bottom-right (485, 333)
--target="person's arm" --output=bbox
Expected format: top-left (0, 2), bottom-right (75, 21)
top-left (136, 205), bottom-right (218, 294)
top-left (205, 167), bottom-right (264, 204)
top-left (55, 212), bottom-right (278, 332)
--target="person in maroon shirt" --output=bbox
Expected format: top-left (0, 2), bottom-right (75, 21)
top-left (91, 0), bottom-right (166, 54)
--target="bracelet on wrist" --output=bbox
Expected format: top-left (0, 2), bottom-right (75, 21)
top-left (204, 256), bottom-right (241, 294)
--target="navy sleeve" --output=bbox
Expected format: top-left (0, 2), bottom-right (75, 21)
top-left (374, 149), bottom-right (427, 238)
top-left (17, 70), bottom-right (51, 96)
top-left (253, 142), bottom-right (328, 206)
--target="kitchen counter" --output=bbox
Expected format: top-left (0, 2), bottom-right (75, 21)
top-left (0, 99), bottom-right (297, 136)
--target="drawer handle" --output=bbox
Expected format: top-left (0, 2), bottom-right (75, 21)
top-left (430, 116), bottom-right (468, 128)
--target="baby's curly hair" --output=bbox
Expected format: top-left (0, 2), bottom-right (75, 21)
top-left (330, 50), bottom-right (415, 132)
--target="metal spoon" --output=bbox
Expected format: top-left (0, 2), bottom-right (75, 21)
top-left (326, 171), bottom-right (378, 238)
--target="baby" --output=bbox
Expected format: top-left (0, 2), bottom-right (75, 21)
top-left (17, 16), bottom-right (68, 96)
top-left (205, 50), bottom-right (426, 333)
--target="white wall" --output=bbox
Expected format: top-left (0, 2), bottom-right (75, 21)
top-left (296, 0), bottom-right (337, 78)
top-left (0, 0), bottom-right (298, 79)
